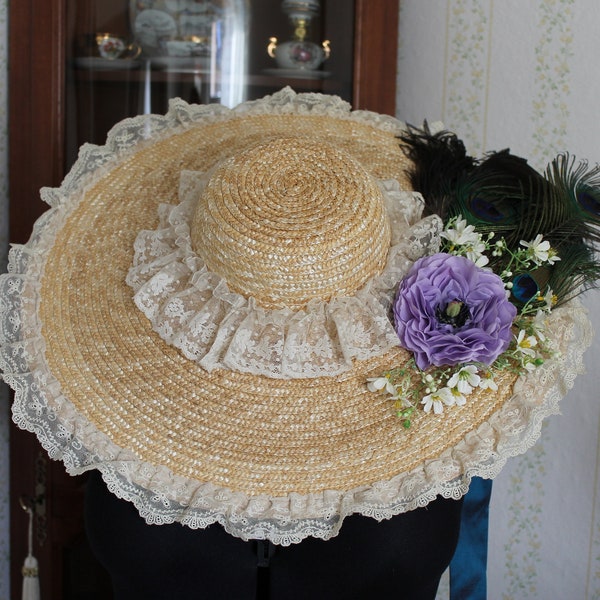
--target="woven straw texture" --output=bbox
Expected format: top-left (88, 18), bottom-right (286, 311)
top-left (1, 90), bottom-right (591, 542)
top-left (39, 108), bottom-right (428, 496)
top-left (191, 137), bottom-right (391, 309)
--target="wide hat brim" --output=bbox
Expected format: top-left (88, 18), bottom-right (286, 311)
top-left (0, 88), bottom-right (591, 543)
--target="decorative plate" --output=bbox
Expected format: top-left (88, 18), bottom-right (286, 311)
top-left (130, 1), bottom-right (224, 56)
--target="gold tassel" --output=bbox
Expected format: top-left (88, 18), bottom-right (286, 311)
top-left (19, 499), bottom-right (40, 600)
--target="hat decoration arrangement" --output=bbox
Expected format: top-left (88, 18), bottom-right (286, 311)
top-left (0, 88), bottom-right (596, 544)
top-left (368, 123), bottom-right (600, 428)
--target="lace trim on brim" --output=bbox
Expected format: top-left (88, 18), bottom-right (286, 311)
top-left (2, 255), bottom-right (590, 543)
top-left (126, 177), bottom-right (442, 379)
top-left (0, 89), bottom-right (592, 544)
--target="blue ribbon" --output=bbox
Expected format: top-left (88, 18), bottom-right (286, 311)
top-left (450, 477), bottom-right (493, 600)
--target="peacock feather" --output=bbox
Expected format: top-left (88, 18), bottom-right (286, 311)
top-left (399, 124), bottom-right (600, 307)
top-left (543, 154), bottom-right (600, 246)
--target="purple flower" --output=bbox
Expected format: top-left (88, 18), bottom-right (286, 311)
top-left (393, 253), bottom-right (517, 370)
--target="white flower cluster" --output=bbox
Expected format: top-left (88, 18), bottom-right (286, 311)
top-left (368, 363), bottom-right (497, 416)
top-left (440, 218), bottom-right (490, 267)
top-left (441, 216), bottom-right (560, 302)
top-left (367, 215), bottom-right (557, 427)
top-left (511, 313), bottom-right (552, 373)
top-left (368, 313), bottom-right (551, 423)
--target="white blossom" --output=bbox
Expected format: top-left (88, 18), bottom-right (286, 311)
top-left (470, 251), bottom-right (490, 268)
top-left (367, 376), bottom-right (397, 397)
top-left (447, 365), bottom-right (481, 394)
top-left (540, 288), bottom-right (556, 312)
top-left (421, 387), bottom-right (454, 414)
top-left (443, 218), bottom-right (490, 266)
top-left (441, 217), bottom-right (481, 246)
top-left (520, 234), bottom-right (561, 266)
top-left (448, 387), bottom-right (467, 406)
top-left (478, 370), bottom-right (498, 391)
top-left (514, 329), bottom-right (538, 357)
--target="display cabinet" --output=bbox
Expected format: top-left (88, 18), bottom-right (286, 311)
top-left (8, 1), bottom-right (399, 597)
top-left (65, 0), bottom-right (368, 166)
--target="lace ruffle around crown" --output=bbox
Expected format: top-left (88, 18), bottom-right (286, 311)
top-left (126, 175), bottom-right (441, 379)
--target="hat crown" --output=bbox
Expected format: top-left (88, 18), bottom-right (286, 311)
top-left (190, 137), bottom-right (391, 309)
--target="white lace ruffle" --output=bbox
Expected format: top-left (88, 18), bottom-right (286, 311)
top-left (0, 89), bottom-right (594, 544)
top-left (126, 176), bottom-right (440, 379)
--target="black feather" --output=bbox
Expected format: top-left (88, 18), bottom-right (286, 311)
top-left (399, 122), bottom-right (476, 219)
top-left (399, 124), bottom-right (600, 307)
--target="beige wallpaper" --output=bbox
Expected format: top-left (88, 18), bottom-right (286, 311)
top-left (398, 1), bottom-right (600, 598)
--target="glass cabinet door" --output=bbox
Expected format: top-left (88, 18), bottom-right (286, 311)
top-left (65, 0), bottom-right (357, 168)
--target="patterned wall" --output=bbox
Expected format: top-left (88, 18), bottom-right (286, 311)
top-left (0, 0), bottom-right (9, 595)
top-left (398, 1), bottom-right (600, 598)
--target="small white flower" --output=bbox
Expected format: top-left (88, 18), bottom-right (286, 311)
top-left (448, 387), bottom-right (467, 406)
top-left (520, 234), bottom-right (560, 266)
top-left (532, 311), bottom-right (548, 342)
top-left (442, 217), bottom-right (490, 266)
top-left (541, 288), bottom-right (556, 312)
top-left (478, 370), bottom-right (498, 391)
top-left (367, 375), bottom-right (397, 397)
top-left (421, 387), bottom-right (454, 414)
top-left (396, 395), bottom-right (414, 409)
top-left (469, 248), bottom-right (490, 268)
top-left (447, 365), bottom-right (481, 394)
top-left (514, 329), bottom-right (538, 357)
top-left (442, 217), bottom-right (481, 246)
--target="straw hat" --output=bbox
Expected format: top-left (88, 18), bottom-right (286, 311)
top-left (0, 88), bottom-right (591, 544)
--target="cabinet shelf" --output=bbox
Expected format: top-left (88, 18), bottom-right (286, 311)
top-left (72, 63), bottom-right (337, 91)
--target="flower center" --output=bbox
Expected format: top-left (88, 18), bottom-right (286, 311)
top-left (436, 299), bottom-right (471, 328)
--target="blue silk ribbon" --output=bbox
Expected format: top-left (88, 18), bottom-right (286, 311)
top-left (449, 477), bottom-right (493, 600)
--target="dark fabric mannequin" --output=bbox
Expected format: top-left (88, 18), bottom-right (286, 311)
top-left (85, 471), bottom-right (463, 600)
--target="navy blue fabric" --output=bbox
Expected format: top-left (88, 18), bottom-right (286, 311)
top-left (450, 477), bottom-right (493, 600)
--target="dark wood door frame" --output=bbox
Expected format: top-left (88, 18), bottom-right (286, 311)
top-left (9, 0), bottom-right (68, 597)
top-left (353, 0), bottom-right (399, 116)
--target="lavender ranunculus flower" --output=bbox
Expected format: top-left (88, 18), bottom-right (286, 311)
top-left (393, 253), bottom-right (517, 370)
